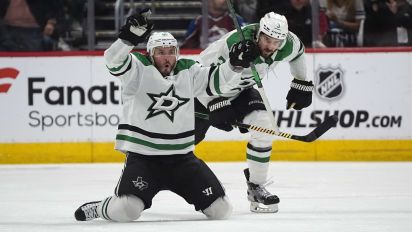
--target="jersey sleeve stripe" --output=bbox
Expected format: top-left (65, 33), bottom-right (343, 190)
top-left (290, 40), bottom-right (305, 62)
top-left (213, 66), bottom-right (222, 95)
top-left (106, 55), bottom-right (130, 72)
top-left (109, 60), bottom-right (132, 76)
top-left (205, 66), bottom-right (217, 96)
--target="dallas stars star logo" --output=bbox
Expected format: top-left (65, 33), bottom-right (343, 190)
top-left (132, 176), bottom-right (148, 191)
top-left (146, 85), bottom-right (190, 122)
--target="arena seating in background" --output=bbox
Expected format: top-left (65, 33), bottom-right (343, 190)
top-left (94, 0), bottom-right (201, 50)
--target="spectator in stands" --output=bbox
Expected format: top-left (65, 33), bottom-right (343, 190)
top-left (275, 0), bottom-right (314, 47)
top-left (0, 0), bottom-right (63, 51)
top-left (181, 0), bottom-right (246, 49)
top-left (319, 0), bottom-right (366, 47)
top-left (256, 0), bottom-right (328, 47)
top-left (58, 0), bottom-right (111, 50)
top-left (364, 0), bottom-right (412, 46)
top-left (257, 0), bottom-right (288, 19)
top-left (234, 0), bottom-right (259, 23)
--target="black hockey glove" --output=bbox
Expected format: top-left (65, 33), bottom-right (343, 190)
top-left (286, 78), bottom-right (314, 110)
top-left (208, 97), bottom-right (238, 132)
top-left (229, 40), bottom-right (259, 68)
top-left (119, 8), bottom-right (154, 46)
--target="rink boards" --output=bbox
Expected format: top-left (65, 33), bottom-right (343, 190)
top-left (1, 49), bottom-right (412, 163)
top-left (0, 140), bottom-right (411, 164)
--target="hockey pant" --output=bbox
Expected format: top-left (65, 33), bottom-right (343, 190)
top-left (94, 152), bottom-right (232, 222)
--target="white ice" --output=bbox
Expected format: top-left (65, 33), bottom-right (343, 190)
top-left (1, 162), bottom-right (412, 232)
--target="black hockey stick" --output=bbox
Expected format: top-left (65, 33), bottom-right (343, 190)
top-left (234, 115), bottom-right (338, 142)
top-left (195, 113), bottom-right (338, 143)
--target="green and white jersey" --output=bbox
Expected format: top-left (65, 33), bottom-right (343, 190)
top-left (198, 24), bottom-right (308, 106)
top-left (105, 39), bottom-right (242, 156)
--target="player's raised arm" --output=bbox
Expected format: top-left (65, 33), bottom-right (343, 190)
top-left (104, 9), bottom-right (153, 77)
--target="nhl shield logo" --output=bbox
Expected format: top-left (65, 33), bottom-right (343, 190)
top-left (315, 67), bottom-right (344, 100)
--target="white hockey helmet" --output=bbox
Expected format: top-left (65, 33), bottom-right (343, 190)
top-left (147, 32), bottom-right (179, 57)
top-left (258, 12), bottom-right (288, 40)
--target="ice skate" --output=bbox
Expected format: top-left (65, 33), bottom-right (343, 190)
top-left (244, 168), bottom-right (279, 213)
top-left (74, 201), bottom-right (101, 221)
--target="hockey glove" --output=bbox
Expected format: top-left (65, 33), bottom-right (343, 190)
top-left (229, 40), bottom-right (259, 68)
top-left (119, 8), bottom-right (154, 46)
top-left (286, 78), bottom-right (314, 110)
top-left (208, 97), bottom-right (238, 132)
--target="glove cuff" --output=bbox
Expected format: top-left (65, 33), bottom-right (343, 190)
top-left (291, 79), bottom-right (314, 92)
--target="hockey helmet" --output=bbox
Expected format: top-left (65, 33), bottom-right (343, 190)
top-left (258, 12), bottom-right (288, 40)
top-left (147, 32), bottom-right (179, 57)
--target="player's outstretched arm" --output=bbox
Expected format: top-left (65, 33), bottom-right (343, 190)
top-left (118, 8), bottom-right (153, 46)
top-left (202, 41), bottom-right (258, 95)
top-left (218, 41), bottom-right (260, 93)
top-left (104, 9), bottom-right (153, 74)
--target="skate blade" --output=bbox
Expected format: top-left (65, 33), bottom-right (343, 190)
top-left (250, 202), bottom-right (278, 213)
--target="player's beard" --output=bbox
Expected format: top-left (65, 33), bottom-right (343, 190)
top-left (158, 61), bottom-right (173, 77)
top-left (259, 46), bottom-right (276, 59)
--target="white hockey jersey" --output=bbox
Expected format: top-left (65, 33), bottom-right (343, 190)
top-left (198, 24), bottom-right (308, 106)
top-left (105, 39), bottom-right (242, 156)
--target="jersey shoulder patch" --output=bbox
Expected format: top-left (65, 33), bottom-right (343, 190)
top-left (274, 32), bottom-right (304, 61)
top-left (131, 52), bottom-right (152, 66)
top-left (174, 58), bottom-right (197, 75)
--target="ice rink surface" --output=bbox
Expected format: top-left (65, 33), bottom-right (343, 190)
top-left (1, 162), bottom-right (412, 232)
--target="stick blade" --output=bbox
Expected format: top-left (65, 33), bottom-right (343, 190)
top-left (295, 115), bottom-right (338, 142)
top-left (309, 115), bottom-right (339, 142)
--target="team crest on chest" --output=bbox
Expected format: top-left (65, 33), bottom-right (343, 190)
top-left (146, 85), bottom-right (190, 122)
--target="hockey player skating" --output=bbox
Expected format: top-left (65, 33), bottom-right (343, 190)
top-left (74, 9), bottom-right (259, 222)
top-left (195, 12), bottom-right (314, 213)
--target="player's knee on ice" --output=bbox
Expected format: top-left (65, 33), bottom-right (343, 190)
top-left (243, 110), bottom-right (274, 147)
top-left (202, 196), bottom-right (232, 220)
top-left (97, 195), bottom-right (144, 222)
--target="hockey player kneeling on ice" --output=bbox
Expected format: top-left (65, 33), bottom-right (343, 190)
top-left (194, 12), bottom-right (315, 213)
top-left (74, 8), bottom-right (259, 222)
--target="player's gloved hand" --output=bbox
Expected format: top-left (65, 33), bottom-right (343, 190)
top-left (286, 78), bottom-right (314, 110)
top-left (229, 40), bottom-right (259, 68)
top-left (208, 97), bottom-right (238, 132)
top-left (119, 8), bottom-right (154, 46)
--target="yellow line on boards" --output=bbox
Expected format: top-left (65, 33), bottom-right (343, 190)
top-left (1, 140), bottom-right (412, 164)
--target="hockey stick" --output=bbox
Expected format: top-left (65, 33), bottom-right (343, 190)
top-left (234, 115), bottom-right (338, 142)
top-left (195, 112), bottom-right (338, 143)
top-left (225, 0), bottom-right (280, 134)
